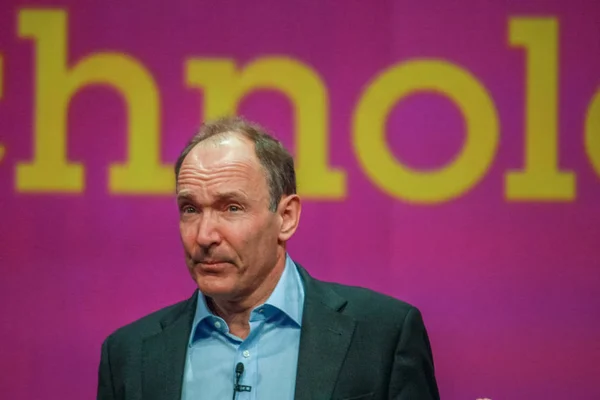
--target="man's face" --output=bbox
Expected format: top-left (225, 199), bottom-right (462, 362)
top-left (176, 134), bottom-right (285, 301)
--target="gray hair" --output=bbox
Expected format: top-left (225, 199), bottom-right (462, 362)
top-left (174, 116), bottom-right (296, 211)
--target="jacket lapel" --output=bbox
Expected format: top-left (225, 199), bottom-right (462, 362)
top-left (141, 291), bottom-right (197, 400)
top-left (294, 266), bottom-right (356, 400)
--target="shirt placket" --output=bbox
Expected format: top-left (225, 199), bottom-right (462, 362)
top-left (235, 309), bottom-right (266, 400)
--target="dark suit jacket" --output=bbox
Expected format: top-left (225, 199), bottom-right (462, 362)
top-left (97, 265), bottom-right (440, 400)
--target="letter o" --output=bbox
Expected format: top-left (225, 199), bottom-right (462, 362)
top-left (585, 89), bottom-right (600, 176)
top-left (353, 60), bottom-right (499, 204)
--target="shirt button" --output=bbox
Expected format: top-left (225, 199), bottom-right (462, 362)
top-left (214, 321), bottom-right (221, 329)
top-left (243, 350), bottom-right (250, 358)
top-left (258, 308), bottom-right (264, 313)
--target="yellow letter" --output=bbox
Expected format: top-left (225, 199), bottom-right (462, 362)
top-left (0, 54), bottom-right (4, 162)
top-left (17, 9), bottom-right (171, 193)
top-left (585, 89), bottom-right (600, 176)
top-left (186, 57), bottom-right (345, 199)
top-left (505, 17), bottom-right (575, 200)
top-left (353, 60), bottom-right (499, 204)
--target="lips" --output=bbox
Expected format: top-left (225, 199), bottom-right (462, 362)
top-left (195, 261), bottom-right (232, 272)
top-left (196, 259), bottom-right (229, 265)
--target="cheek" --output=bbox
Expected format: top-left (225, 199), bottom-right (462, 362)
top-left (179, 223), bottom-right (196, 248)
top-left (245, 217), bottom-right (280, 249)
top-left (221, 219), bottom-right (266, 249)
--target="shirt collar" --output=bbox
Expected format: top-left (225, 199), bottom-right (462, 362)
top-left (263, 253), bottom-right (304, 326)
top-left (190, 253), bottom-right (304, 342)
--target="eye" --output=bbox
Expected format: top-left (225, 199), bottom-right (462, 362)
top-left (181, 205), bottom-right (197, 214)
top-left (227, 204), bottom-right (242, 212)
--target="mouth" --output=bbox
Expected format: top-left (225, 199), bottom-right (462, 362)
top-left (194, 261), bottom-right (233, 272)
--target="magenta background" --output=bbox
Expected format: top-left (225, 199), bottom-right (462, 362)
top-left (1, 0), bottom-right (599, 399)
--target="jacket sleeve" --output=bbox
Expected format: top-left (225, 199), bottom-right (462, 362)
top-left (388, 307), bottom-right (440, 400)
top-left (97, 336), bottom-right (117, 400)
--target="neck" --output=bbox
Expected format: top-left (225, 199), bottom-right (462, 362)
top-left (208, 252), bottom-right (286, 339)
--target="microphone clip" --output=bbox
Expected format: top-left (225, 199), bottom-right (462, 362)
top-left (234, 384), bottom-right (252, 392)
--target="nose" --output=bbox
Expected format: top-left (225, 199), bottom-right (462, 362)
top-left (194, 211), bottom-right (222, 249)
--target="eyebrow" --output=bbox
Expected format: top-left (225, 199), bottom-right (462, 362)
top-left (176, 190), bottom-right (248, 203)
top-left (176, 190), bottom-right (194, 202)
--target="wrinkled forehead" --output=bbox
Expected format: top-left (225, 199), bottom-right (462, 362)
top-left (184, 133), bottom-right (259, 170)
top-left (176, 134), bottom-right (271, 197)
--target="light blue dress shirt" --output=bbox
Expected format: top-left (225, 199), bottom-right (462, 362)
top-left (181, 254), bottom-right (305, 400)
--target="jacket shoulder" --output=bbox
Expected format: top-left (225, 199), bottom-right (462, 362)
top-left (106, 293), bottom-right (195, 344)
top-left (322, 281), bottom-right (419, 325)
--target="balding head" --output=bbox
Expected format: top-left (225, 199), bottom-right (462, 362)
top-left (175, 116), bottom-right (296, 211)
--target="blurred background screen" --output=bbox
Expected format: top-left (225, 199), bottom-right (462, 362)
top-left (0, 1), bottom-right (599, 399)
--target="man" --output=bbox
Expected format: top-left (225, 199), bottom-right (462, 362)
top-left (97, 116), bottom-right (440, 400)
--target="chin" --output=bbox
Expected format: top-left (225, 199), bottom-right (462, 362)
top-left (193, 273), bottom-right (237, 298)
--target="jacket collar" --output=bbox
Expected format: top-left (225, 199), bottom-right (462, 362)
top-left (293, 264), bottom-right (356, 400)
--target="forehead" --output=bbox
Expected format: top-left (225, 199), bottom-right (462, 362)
top-left (177, 133), bottom-right (267, 191)
top-left (187, 133), bottom-right (257, 165)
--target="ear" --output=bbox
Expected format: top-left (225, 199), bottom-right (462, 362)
top-left (277, 194), bottom-right (301, 242)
